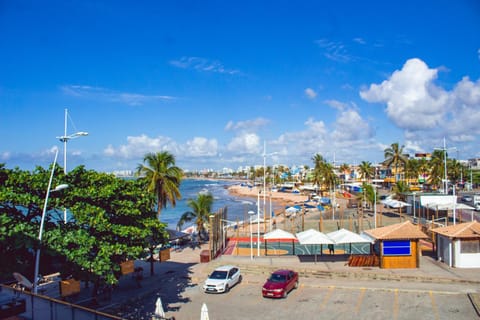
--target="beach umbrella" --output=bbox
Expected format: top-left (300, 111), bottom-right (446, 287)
top-left (201, 303), bottom-right (210, 320)
top-left (155, 297), bottom-right (165, 318)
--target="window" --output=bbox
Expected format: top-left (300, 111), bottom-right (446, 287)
top-left (382, 240), bottom-right (411, 256)
top-left (460, 240), bottom-right (480, 254)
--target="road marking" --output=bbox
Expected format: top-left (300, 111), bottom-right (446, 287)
top-left (320, 286), bottom-right (335, 310)
top-left (393, 289), bottom-right (399, 320)
top-left (355, 288), bottom-right (366, 314)
top-left (429, 291), bottom-right (440, 320)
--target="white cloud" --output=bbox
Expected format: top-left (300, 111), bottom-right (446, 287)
top-left (360, 58), bottom-right (449, 130)
top-left (331, 109), bottom-right (372, 142)
top-left (226, 132), bottom-right (260, 154)
top-left (104, 134), bottom-right (178, 159)
top-left (184, 137), bottom-right (218, 157)
top-left (170, 56), bottom-right (241, 75)
top-left (353, 37), bottom-right (366, 45)
top-left (314, 39), bottom-right (352, 63)
top-left (304, 88), bottom-right (317, 99)
top-left (61, 85), bottom-right (176, 106)
top-left (224, 118), bottom-right (270, 132)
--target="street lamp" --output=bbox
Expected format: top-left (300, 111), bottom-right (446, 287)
top-left (248, 210), bottom-right (255, 260)
top-left (56, 108), bottom-right (88, 223)
top-left (33, 149), bottom-right (68, 294)
top-left (434, 137), bottom-right (455, 195)
top-left (262, 141), bottom-right (277, 233)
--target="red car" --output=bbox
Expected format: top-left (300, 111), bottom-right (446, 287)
top-left (262, 269), bottom-right (299, 298)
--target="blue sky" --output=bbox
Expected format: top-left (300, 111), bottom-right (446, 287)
top-left (1, 1), bottom-right (480, 172)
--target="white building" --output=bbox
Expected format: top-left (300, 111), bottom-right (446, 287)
top-left (432, 221), bottom-right (480, 268)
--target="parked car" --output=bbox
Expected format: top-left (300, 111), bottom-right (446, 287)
top-left (461, 195), bottom-right (473, 202)
top-left (203, 265), bottom-right (242, 293)
top-left (475, 203), bottom-right (480, 211)
top-left (262, 269), bottom-right (298, 298)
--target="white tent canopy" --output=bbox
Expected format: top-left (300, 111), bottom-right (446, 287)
top-left (263, 229), bottom-right (297, 240)
top-left (381, 199), bottom-right (411, 208)
top-left (327, 228), bottom-right (373, 244)
top-left (425, 203), bottom-right (475, 211)
top-left (296, 229), bottom-right (333, 245)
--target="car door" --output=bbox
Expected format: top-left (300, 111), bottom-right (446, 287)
top-left (287, 271), bottom-right (295, 291)
top-left (228, 268), bottom-right (239, 286)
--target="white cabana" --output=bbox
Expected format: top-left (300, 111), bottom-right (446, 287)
top-left (296, 229), bottom-right (333, 245)
top-left (263, 229), bottom-right (297, 255)
top-left (381, 199), bottom-right (411, 208)
top-left (263, 229), bottom-right (296, 240)
top-left (327, 228), bottom-right (373, 255)
top-left (296, 229), bottom-right (333, 262)
top-left (327, 228), bottom-right (373, 245)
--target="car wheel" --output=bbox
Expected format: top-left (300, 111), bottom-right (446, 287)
top-left (238, 275), bottom-right (243, 284)
top-left (294, 280), bottom-right (299, 289)
top-left (225, 284), bottom-right (230, 293)
top-left (282, 290), bottom-right (287, 299)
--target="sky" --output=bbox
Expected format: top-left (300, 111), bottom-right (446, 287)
top-left (1, 1), bottom-right (480, 173)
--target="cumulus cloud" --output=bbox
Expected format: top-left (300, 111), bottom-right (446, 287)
top-left (331, 109), bottom-right (372, 142)
top-left (360, 58), bottom-right (449, 130)
top-left (170, 56), bottom-right (241, 75)
top-left (304, 88), bottom-right (317, 99)
top-left (184, 137), bottom-right (218, 157)
top-left (226, 132), bottom-right (260, 154)
top-left (62, 85), bottom-right (176, 106)
top-left (104, 134), bottom-right (178, 159)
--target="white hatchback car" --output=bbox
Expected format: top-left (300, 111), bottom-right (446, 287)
top-left (203, 265), bottom-right (242, 293)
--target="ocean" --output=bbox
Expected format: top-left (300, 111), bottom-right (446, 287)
top-left (161, 179), bottom-right (259, 230)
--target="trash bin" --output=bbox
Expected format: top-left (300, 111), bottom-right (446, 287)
top-left (200, 250), bottom-right (210, 263)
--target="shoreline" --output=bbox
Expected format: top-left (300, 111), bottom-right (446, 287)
top-left (227, 184), bottom-right (309, 222)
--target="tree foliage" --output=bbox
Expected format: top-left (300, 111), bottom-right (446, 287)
top-left (136, 151), bottom-right (183, 220)
top-left (0, 164), bottom-right (167, 288)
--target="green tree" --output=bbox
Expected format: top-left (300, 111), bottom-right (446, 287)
top-left (137, 151), bottom-right (183, 220)
top-left (176, 193), bottom-right (214, 241)
top-left (429, 150), bottom-right (445, 190)
top-left (0, 164), bottom-right (167, 295)
top-left (312, 154), bottom-right (337, 195)
top-left (384, 143), bottom-right (408, 182)
top-left (358, 161), bottom-right (374, 181)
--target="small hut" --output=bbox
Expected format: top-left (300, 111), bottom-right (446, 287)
top-left (432, 221), bottom-right (480, 268)
top-left (363, 221), bottom-right (428, 269)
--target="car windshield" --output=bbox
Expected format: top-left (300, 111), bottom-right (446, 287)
top-left (269, 274), bottom-right (286, 283)
top-left (209, 270), bottom-right (228, 279)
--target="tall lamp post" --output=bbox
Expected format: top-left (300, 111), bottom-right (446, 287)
top-left (33, 149), bottom-right (68, 294)
top-left (56, 108), bottom-right (88, 223)
top-left (248, 210), bottom-right (255, 260)
top-left (262, 141), bottom-right (277, 232)
top-left (434, 137), bottom-right (455, 195)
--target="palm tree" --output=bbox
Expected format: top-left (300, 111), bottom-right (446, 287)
top-left (358, 161), bottom-right (374, 182)
top-left (429, 150), bottom-right (445, 190)
top-left (312, 153), bottom-right (337, 195)
top-left (137, 151), bottom-right (183, 220)
top-left (384, 143), bottom-right (408, 182)
top-left (176, 193), bottom-right (214, 241)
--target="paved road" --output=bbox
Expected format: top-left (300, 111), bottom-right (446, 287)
top-left (173, 277), bottom-right (477, 320)
top-left (88, 245), bottom-right (480, 319)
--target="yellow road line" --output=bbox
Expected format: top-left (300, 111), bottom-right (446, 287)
top-left (355, 288), bottom-right (366, 314)
top-left (393, 289), bottom-right (399, 320)
top-left (429, 291), bottom-right (440, 320)
top-left (320, 286), bottom-right (335, 310)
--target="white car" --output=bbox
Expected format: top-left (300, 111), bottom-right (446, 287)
top-left (203, 265), bottom-right (242, 293)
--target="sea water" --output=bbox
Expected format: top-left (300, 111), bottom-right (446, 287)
top-left (161, 179), bottom-right (259, 230)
